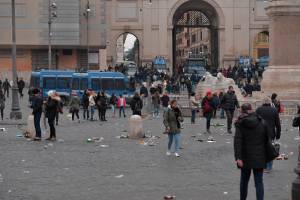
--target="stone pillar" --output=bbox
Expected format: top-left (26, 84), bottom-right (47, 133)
top-left (261, 0), bottom-right (300, 100)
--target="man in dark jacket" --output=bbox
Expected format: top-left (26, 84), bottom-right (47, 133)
top-left (130, 93), bottom-right (143, 116)
top-left (234, 103), bottom-right (269, 200)
top-left (3, 79), bottom-right (10, 98)
top-left (256, 97), bottom-right (281, 172)
top-left (221, 86), bottom-right (240, 133)
top-left (17, 78), bottom-right (25, 98)
top-left (31, 88), bottom-right (43, 141)
top-left (140, 84), bottom-right (148, 105)
top-left (81, 90), bottom-right (90, 120)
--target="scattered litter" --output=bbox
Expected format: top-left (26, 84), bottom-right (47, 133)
top-left (21, 160), bottom-right (26, 162)
top-left (226, 141), bottom-right (231, 144)
top-left (223, 192), bottom-right (228, 195)
top-left (290, 152), bottom-right (294, 156)
top-left (8, 189), bottom-right (11, 193)
top-left (58, 139), bottom-right (65, 143)
top-left (211, 123), bottom-right (225, 127)
top-left (0, 128), bottom-right (7, 132)
top-left (164, 195), bottom-right (176, 200)
top-left (43, 145), bottom-right (48, 149)
top-left (294, 136), bottom-right (300, 141)
top-left (139, 136), bottom-right (160, 146)
top-left (116, 134), bottom-right (129, 139)
top-left (115, 174), bottom-right (124, 178)
top-left (191, 135), bottom-right (196, 138)
top-left (47, 143), bottom-right (53, 147)
top-left (196, 139), bottom-right (204, 142)
top-left (100, 144), bottom-right (109, 148)
top-left (23, 170), bottom-right (30, 174)
top-left (207, 137), bottom-right (216, 143)
top-left (16, 134), bottom-right (23, 138)
top-left (86, 137), bottom-right (104, 143)
top-left (276, 154), bottom-right (289, 160)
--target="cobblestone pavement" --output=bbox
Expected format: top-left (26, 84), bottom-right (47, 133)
top-left (0, 93), bottom-right (298, 200)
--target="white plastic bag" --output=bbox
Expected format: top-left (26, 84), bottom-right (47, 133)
top-left (26, 115), bottom-right (35, 138)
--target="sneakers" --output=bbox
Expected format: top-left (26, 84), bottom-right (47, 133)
top-left (166, 151), bottom-right (171, 156)
top-left (166, 151), bottom-right (180, 157)
top-left (174, 152), bottom-right (180, 157)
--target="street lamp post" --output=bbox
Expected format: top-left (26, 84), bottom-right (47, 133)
top-left (292, 145), bottom-right (300, 199)
top-left (84, 0), bottom-right (91, 71)
top-left (48, 0), bottom-right (57, 70)
top-left (10, 0), bottom-right (21, 120)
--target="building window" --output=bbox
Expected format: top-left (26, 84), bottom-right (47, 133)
top-left (62, 49), bottom-right (73, 56)
top-left (191, 34), bottom-right (196, 43)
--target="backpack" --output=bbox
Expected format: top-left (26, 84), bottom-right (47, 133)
top-left (134, 100), bottom-right (142, 112)
top-left (292, 115), bottom-right (300, 127)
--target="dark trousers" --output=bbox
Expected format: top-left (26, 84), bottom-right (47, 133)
top-left (72, 110), bottom-right (79, 120)
top-left (34, 112), bottom-right (42, 138)
top-left (18, 88), bottom-right (23, 98)
top-left (204, 112), bottom-right (212, 130)
top-left (119, 106), bottom-right (126, 117)
top-left (48, 116), bottom-right (56, 138)
top-left (4, 89), bottom-right (9, 98)
top-left (225, 109), bottom-right (235, 131)
top-left (55, 112), bottom-right (59, 125)
top-left (83, 108), bottom-right (89, 119)
top-left (240, 168), bottom-right (264, 200)
top-left (99, 108), bottom-right (106, 121)
top-left (0, 108), bottom-right (3, 120)
top-left (191, 109), bottom-right (196, 124)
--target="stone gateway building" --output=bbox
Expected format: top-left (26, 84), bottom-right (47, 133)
top-left (0, 0), bottom-right (270, 79)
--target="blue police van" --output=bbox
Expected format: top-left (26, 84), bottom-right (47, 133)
top-left (29, 70), bottom-right (135, 103)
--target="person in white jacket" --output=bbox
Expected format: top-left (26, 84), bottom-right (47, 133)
top-left (189, 92), bottom-right (199, 124)
top-left (89, 92), bottom-right (96, 121)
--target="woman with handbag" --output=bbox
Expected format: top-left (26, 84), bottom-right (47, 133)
top-left (45, 91), bottom-right (61, 141)
top-left (163, 100), bottom-right (183, 157)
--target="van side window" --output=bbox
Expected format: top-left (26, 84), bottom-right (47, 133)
top-left (57, 77), bottom-right (71, 89)
top-left (80, 78), bottom-right (88, 90)
top-left (115, 79), bottom-right (125, 90)
top-left (30, 76), bottom-right (39, 88)
top-left (101, 78), bottom-right (114, 91)
top-left (43, 77), bottom-right (56, 89)
top-left (72, 78), bottom-right (79, 90)
top-left (91, 78), bottom-right (100, 91)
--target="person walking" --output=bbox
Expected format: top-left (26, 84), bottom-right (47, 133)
top-left (140, 83), bottom-right (148, 105)
top-left (45, 91), bottom-right (61, 141)
top-left (17, 78), bottom-right (25, 98)
top-left (201, 91), bottom-right (216, 133)
top-left (0, 90), bottom-right (5, 120)
top-left (293, 104), bottom-right (300, 135)
top-left (152, 91), bottom-right (160, 118)
top-left (109, 93), bottom-right (118, 118)
top-left (161, 91), bottom-right (170, 113)
top-left (3, 79), bottom-right (10, 98)
top-left (189, 92), bottom-right (199, 124)
top-left (89, 91), bottom-right (96, 121)
top-left (219, 91), bottom-right (225, 118)
top-left (221, 86), bottom-right (240, 134)
top-left (130, 92), bottom-right (143, 116)
top-left (234, 103), bottom-right (270, 200)
top-left (117, 94), bottom-right (126, 118)
top-left (256, 97), bottom-right (281, 172)
top-left (82, 90), bottom-right (90, 120)
top-left (271, 93), bottom-right (281, 113)
top-left (212, 92), bottom-right (220, 118)
top-left (55, 98), bottom-right (63, 126)
top-left (163, 100), bottom-right (183, 157)
top-left (69, 91), bottom-right (80, 123)
top-left (31, 88), bottom-right (43, 141)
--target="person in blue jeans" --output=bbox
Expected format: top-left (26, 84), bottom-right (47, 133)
top-left (30, 88), bottom-right (43, 141)
top-left (189, 92), bottom-right (199, 124)
top-left (234, 103), bottom-right (270, 200)
top-left (163, 100), bottom-right (183, 157)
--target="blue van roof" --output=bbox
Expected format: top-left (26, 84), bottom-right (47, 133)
top-left (32, 70), bottom-right (126, 78)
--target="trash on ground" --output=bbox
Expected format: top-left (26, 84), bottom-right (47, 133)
top-left (196, 139), bottom-right (204, 142)
top-left (223, 192), bottom-right (228, 195)
top-left (47, 143), bottom-right (53, 147)
top-left (86, 137), bottom-right (103, 143)
top-left (16, 134), bottom-right (23, 138)
top-left (207, 137), bottom-right (216, 143)
top-left (211, 123), bottom-right (225, 127)
top-left (100, 144), bottom-right (109, 148)
top-left (23, 170), bottom-right (30, 174)
top-left (8, 189), bottom-right (11, 193)
top-left (21, 160), bottom-right (26, 162)
top-left (116, 134), bottom-right (129, 139)
top-left (294, 136), bottom-right (300, 141)
top-left (58, 139), bottom-right (65, 143)
top-left (0, 128), bottom-right (7, 132)
top-left (115, 174), bottom-right (124, 178)
top-left (276, 154), bottom-right (289, 160)
top-left (164, 195), bottom-right (176, 200)
top-left (43, 145), bottom-right (48, 149)
top-left (290, 152), bottom-right (294, 156)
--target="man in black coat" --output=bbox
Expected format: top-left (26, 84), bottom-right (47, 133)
top-left (17, 78), bottom-right (25, 98)
top-left (3, 79), bottom-right (10, 98)
top-left (256, 97), bottom-right (281, 172)
top-left (30, 88), bottom-right (43, 141)
top-left (130, 93), bottom-right (143, 116)
top-left (221, 85), bottom-right (240, 133)
top-left (234, 103), bottom-right (269, 200)
top-left (140, 84), bottom-right (148, 105)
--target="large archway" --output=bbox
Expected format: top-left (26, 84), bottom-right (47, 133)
top-left (171, 0), bottom-right (221, 74)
